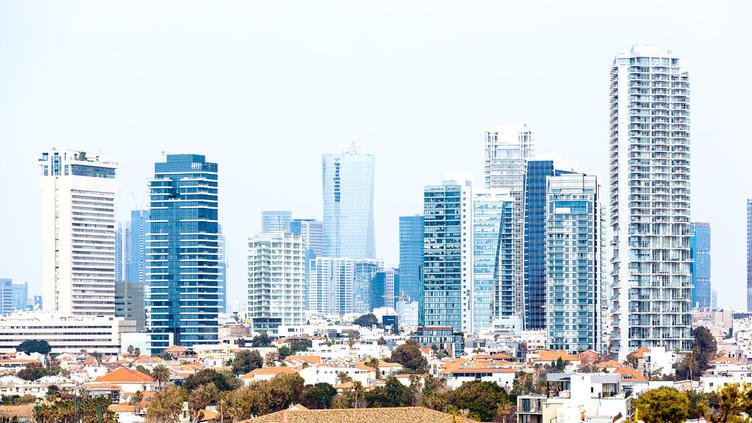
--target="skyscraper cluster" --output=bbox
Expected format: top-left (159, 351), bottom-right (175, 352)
top-left (27, 44), bottom-right (714, 358)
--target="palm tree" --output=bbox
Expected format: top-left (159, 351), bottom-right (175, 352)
top-left (151, 364), bottom-right (170, 390)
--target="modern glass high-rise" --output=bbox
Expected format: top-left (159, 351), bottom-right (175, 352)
top-left (127, 210), bottom-right (150, 282)
top-left (690, 222), bottom-right (711, 309)
top-left (422, 175), bottom-right (473, 332)
top-left (472, 189), bottom-right (515, 333)
top-left (218, 225), bottom-right (227, 313)
top-left (399, 215), bottom-right (424, 305)
top-left (248, 232), bottom-right (305, 333)
top-left (39, 149), bottom-right (117, 316)
top-left (289, 218), bottom-right (324, 283)
top-left (523, 160), bottom-right (574, 330)
top-left (115, 221), bottom-right (131, 282)
top-left (146, 154), bottom-right (219, 352)
top-left (0, 279), bottom-right (12, 316)
top-left (307, 257), bottom-right (381, 315)
top-left (748, 200), bottom-right (752, 312)
top-left (261, 211), bottom-right (292, 232)
top-left (545, 174), bottom-right (605, 353)
top-left (115, 281), bottom-right (145, 331)
top-left (484, 125), bottom-right (534, 317)
top-left (610, 46), bottom-right (692, 356)
top-left (12, 282), bottom-right (28, 311)
top-left (322, 150), bottom-right (376, 259)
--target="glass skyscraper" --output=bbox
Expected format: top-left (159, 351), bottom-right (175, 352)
top-left (610, 46), bottom-right (692, 356)
top-left (307, 257), bottom-right (381, 315)
top-left (115, 221), bottom-right (130, 282)
top-left (523, 160), bottom-right (574, 330)
top-left (322, 150), bottom-right (375, 259)
top-left (748, 200), bottom-right (752, 312)
top-left (472, 189), bottom-right (514, 332)
top-left (261, 211), bottom-right (292, 232)
top-left (398, 215), bottom-right (424, 305)
top-left (128, 210), bottom-right (150, 282)
top-left (146, 154), bottom-right (219, 352)
top-left (422, 175), bottom-right (473, 332)
top-left (690, 222), bottom-right (711, 309)
top-left (0, 279), bottom-right (12, 316)
top-left (545, 174), bottom-right (605, 353)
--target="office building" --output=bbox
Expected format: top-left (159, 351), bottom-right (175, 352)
top-left (0, 279), bottom-right (11, 316)
top-left (399, 215), bottom-right (424, 305)
top-left (472, 189), bottom-right (515, 333)
top-left (370, 268), bottom-right (400, 310)
top-left (127, 210), bottom-right (150, 282)
top-left (690, 222), bottom-right (711, 309)
top-left (115, 281), bottom-right (145, 331)
top-left (12, 282), bottom-right (28, 312)
top-left (289, 218), bottom-right (324, 280)
top-left (39, 149), bottom-right (117, 316)
top-left (484, 125), bottom-right (535, 317)
top-left (115, 221), bottom-right (130, 282)
top-left (523, 160), bottom-right (575, 330)
top-left (422, 174), bottom-right (473, 332)
top-left (322, 149), bottom-right (376, 259)
top-left (610, 46), bottom-right (692, 356)
top-left (307, 257), bottom-right (381, 315)
top-left (545, 174), bottom-right (606, 353)
top-left (146, 154), bottom-right (219, 352)
top-left (247, 232), bottom-right (305, 334)
top-left (0, 312), bottom-right (134, 354)
top-left (261, 211), bottom-right (292, 232)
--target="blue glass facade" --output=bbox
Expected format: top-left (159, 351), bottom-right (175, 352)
top-left (322, 152), bottom-right (375, 259)
top-left (472, 191), bottom-right (514, 332)
top-left (524, 161), bottom-right (573, 330)
top-left (261, 211), bottom-right (292, 232)
top-left (147, 154), bottom-right (219, 352)
top-left (422, 181), bottom-right (465, 331)
top-left (12, 282), bottom-right (27, 311)
top-left (0, 279), bottom-right (12, 316)
top-left (399, 215), bottom-right (424, 305)
top-left (128, 210), bottom-right (150, 282)
top-left (690, 222), bottom-right (711, 309)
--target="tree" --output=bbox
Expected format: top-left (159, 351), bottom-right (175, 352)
top-left (693, 326), bottom-right (717, 372)
top-left (188, 383), bottom-right (219, 422)
top-left (267, 373), bottom-right (305, 411)
top-left (391, 339), bottom-right (427, 373)
top-left (705, 383), bottom-right (752, 423)
top-left (152, 364), bottom-right (171, 389)
top-left (444, 380), bottom-right (511, 422)
top-left (37, 396), bottom-right (117, 423)
top-left (184, 369), bottom-right (239, 392)
top-left (676, 353), bottom-right (700, 381)
top-left (129, 390), bottom-right (144, 406)
top-left (232, 350), bottom-right (263, 375)
top-left (353, 313), bottom-right (379, 327)
top-left (633, 387), bottom-right (689, 423)
top-left (134, 347), bottom-right (141, 357)
top-left (364, 376), bottom-right (412, 408)
top-left (301, 383), bottom-right (337, 409)
top-left (251, 334), bottom-right (271, 347)
top-left (135, 365), bottom-right (151, 376)
top-left (227, 382), bottom-right (270, 420)
top-left (145, 385), bottom-right (185, 423)
top-left (127, 345), bottom-right (135, 355)
top-left (17, 362), bottom-right (48, 381)
top-left (16, 340), bottom-right (51, 355)
top-left (289, 339), bottom-right (313, 354)
top-left (555, 357), bottom-right (565, 372)
top-left (278, 346), bottom-right (293, 360)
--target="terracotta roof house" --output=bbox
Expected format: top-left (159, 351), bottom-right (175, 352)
top-left (710, 356), bottom-right (741, 365)
top-left (240, 367), bottom-right (301, 385)
top-left (242, 406), bottom-right (478, 423)
top-left (92, 367), bottom-right (155, 393)
top-left (612, 366), bottom-right (648, 383)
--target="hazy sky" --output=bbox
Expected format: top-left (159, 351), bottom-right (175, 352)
top-left (1, 1), bottom-right (750, 309)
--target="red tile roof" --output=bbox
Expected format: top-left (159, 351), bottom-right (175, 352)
top-left (94, 367), bottom-right (154, 383)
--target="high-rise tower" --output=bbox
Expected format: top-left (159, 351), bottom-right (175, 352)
top-left (146, 154), bottom-right (219, 352)
top-left (39, 150), bottom-right (117, 316)
top-left (690, 222), bottom-right (711, 309)
top-left (322, 150), bottom-right (375, 259)
top-left (610, 46), bottom-right (692, 356)
top-left (399, 215), bottom-right (424, 305)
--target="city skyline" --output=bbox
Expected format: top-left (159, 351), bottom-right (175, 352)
top-left (1, 2), bottom-right (749, 310)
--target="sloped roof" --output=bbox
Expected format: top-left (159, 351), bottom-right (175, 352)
top-left (629, 347), bottom-right (649, 359)
top-left (596, 360), bottom-right (623, 368)
top-left (285, 355), bottom-right (322, 365)
top-left (612, 366), bottom-right (648, 382)
top-left (242, 406), bottom-right (478, 423)
top-left (710, 356), bottom-right (741, 365)
top-left (108, 404), bottom-right (136, 413)
top-left (241, 367), bottom-right (300, 378)
top-left (533, 350), bottom-right (579, 362)
top-left (94, 367), bottom-right (154, 383)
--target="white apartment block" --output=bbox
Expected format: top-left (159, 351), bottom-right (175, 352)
top-left (609, 46), bottom-right (692, 358)
top-left (39, 149), bottom-right (117, 317)
top-left (483, 125), bottom-right (534, 317)
top-left (248, 232), bottom-right (305, 334)
top-left (444, 173), bottom-right (474, 334)
top-left (0, 312), bottom-right (134, 354)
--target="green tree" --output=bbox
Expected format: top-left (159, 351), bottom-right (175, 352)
top-left (278, 346), bottom-right (293, 360)
top-left (391, 339), bottom-right (427, 373)
top-left (16, 340), bottom-right (51, 355)
top-left (705, 383), bottom-right (752, 423)
top-left (145, 385), bottom-right (185, 423)
top-left (188, 382), bottom-right (219, 422)
top-left (289, 339), bottom-right (313, 354)
top-left (227, 382), bottom-right (270, 420)
top-left (353, 313), bottom-right (379, 327)
top-left (129, 391), bottom-right (144, 406)
top-left (152, 364), bottom-right (171, 390)
top-left (267, 373), bottom-right (305, 411)
top-left (444, 380), bottom-right (511, 422)
top-left (251, 334), bottom-right (272, 347)
top-left (38, 396), bottom-right (117, 423)
top-left (693, 326), bottom-right (717, 372)
top-left (633, 387), bottom-right (689, 423)
top-left (17, 362), bottom-right (48, 381)
top-left (300, 383), bottom-right (337, 409)
top-left (364, 376), bottom-right (412, 407)
top-left (135, 365), bottom-right (151, 376)
top-left (127, 345), bottom-right (135, 355)
top-left (184, 369), bottom-right (239, 392)
top-left (134, 347), bottom-right (141, 356)
top-left (232, 350), bottom-right (263, 375)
